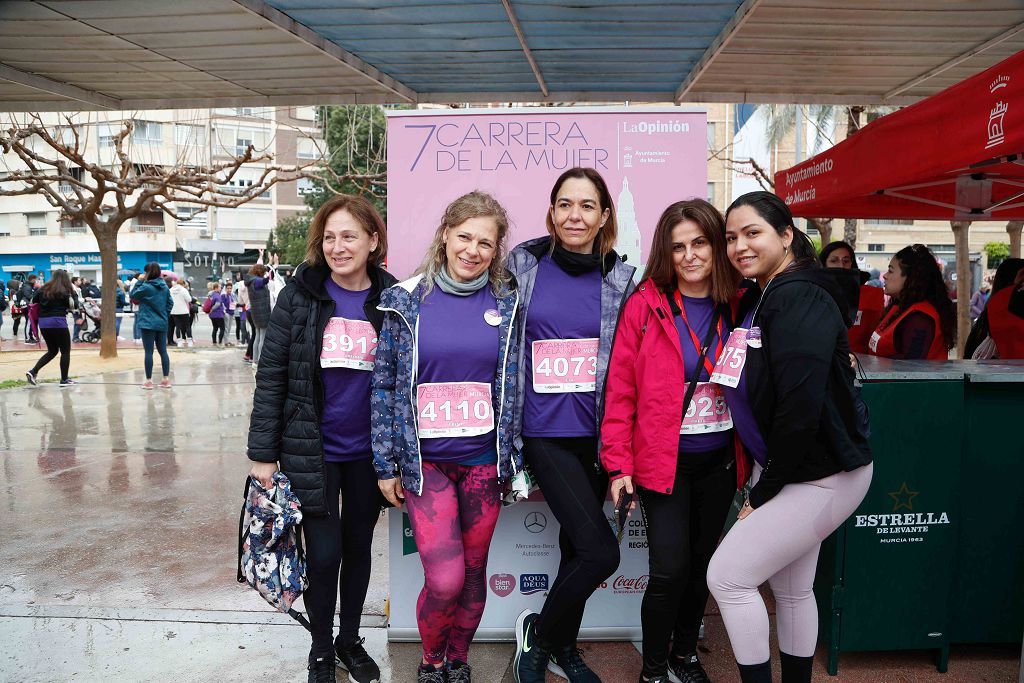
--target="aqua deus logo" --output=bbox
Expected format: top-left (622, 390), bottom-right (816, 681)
top-left (520, 573), bottom-right (549, 595)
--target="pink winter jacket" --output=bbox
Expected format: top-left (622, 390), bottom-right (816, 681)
top-left (600, 280), bottom-right (751, 494)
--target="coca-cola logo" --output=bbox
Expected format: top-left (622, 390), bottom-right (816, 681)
top-left (612, 574), bottom-right (649, 592)
top-left (489, 573), bottom-right (515, 597)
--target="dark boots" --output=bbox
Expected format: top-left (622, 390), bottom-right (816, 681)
top-left (737, 660), bottom-right (772, 683)
top-left (779, 652), bottom-right (813, 683)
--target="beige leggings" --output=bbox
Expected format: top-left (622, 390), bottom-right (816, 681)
top-left (707, 462), bottom-right (873, 664)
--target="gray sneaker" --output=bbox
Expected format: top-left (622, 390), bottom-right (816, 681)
top-left (25, 371), bottom-right (37, 386)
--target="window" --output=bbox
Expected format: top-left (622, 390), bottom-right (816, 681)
top-left (706, 182), bottom-right (715, 205)
top-left (293, 106), bottom-right (317, 121)
top-left (98, 122), bottom-right (117, 148)
top-left (235, 138), bottom-right (253, 156)
top-left (62, 217), bottom-right (87, 234)
top-left (296, 137), bottom-right (324, 160)
top-left (218, 175), bottom-right (270, 199)
top-left (867, 243), bottom-right (884, 252)
top-left (866, 218), bottom-right (913, 226)
top-left (706, 122), bottom-right (716, 151)
top-left (174, 124), bottom-right (207, 147)
top-left (132, 211), bottom-right (165, 233)
top-left (928, 244), bottom-right (954, 252)
top-left (298, 177), bottom-right (317, 195)
top-left (27, 212), bottom-right (49, 236)
top-left (132, 120), bottom-right (163, 144)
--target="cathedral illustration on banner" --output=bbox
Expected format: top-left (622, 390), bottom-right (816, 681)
top-left (615, 176), bottom-right (643, 270)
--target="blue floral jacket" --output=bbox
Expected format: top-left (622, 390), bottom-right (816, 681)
top-left (371, 275), bottom-right (521, 496)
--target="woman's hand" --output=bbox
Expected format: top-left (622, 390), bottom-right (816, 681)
top-left (379, 477), bottom-right (405, 508)
top-left (737, 499), bottom-right (754, 521)
top-left (249, 461), bottom-right (278, 489)
top-left (610, 475), bottom-right (636, 512)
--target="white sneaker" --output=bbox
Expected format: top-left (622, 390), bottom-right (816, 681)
top-left (186, 339), bottom-right (194, 347)
top-left (134, 339), bottom-right (142, 345)
top-left (116, 336), bottom-right (125, 341)
top-left (175, 340), bottom-right (184, 347)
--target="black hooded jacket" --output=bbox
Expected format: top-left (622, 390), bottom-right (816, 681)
top-left (738, 265), bottom-right (873, 508)
top-left (246, 261), bottom-right (397, 515)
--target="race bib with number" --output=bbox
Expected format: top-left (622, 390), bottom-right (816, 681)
top-left (710, 328), bottom-right (750, 388)
top-left (680, 382), bottom-right (733, 434)
top-left (854, 310), bottom-right (863, 326)
top-left (416, 381), bottom-right (494, 438)
top-left (320, 317), bottom-right (377, 370)
top-left (868, 330), bottom-right (881, 353)
top-left (531, 338), bottom-right (599, 393)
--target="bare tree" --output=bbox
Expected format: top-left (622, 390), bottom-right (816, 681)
top-left (1, 113), bottom-right (321, 358)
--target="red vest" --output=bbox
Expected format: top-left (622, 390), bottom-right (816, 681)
top-left (868, 301), bottom-right (948, 360)
top-left (848, 285), bottom-right (885, 354)
top-left (987, 287), bottom-right (1024, 359)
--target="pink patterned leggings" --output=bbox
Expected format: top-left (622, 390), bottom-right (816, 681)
top-left (405, 461), bottom-right (501, 665)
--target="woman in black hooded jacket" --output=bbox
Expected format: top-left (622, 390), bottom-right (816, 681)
top-left (246, 195), bottom-right (396, 683)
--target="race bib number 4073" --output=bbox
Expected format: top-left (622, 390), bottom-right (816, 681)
top-left (531, 338), bottom-right (599, 393)
top-left (416, 381), bottom-right (494, 438)
top-left (321, 317), bottom-right (377, 370)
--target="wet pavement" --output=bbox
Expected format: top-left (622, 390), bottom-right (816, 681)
top-left (0, 353), bottom-right (1019, 682)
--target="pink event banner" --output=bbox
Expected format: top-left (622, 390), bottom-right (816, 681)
top-left (385, 107), bottom-right (708, 279)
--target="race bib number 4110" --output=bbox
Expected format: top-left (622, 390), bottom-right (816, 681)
top-left (321, 317), bottom-right (378, 370)
top-left (416, 381), bottom-right (494, 439)
top-left (531, 338), bottom-right (599, 393)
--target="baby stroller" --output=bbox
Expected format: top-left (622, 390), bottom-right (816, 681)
top-left (80, 298), bottom-right (103, 342)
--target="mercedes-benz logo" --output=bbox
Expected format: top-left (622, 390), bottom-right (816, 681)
top-left (524, 511), bottom-right (547, 533)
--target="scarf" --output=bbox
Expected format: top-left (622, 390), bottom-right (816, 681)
top-left (551, 243), bottom-right (603, 276)
top-left (435, 265), bottom-right (488, 296)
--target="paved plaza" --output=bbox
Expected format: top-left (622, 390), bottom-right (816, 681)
top-left (0, 351), bottom-right (1018, 681)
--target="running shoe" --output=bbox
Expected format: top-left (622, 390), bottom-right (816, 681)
top-left (416, 663), bottom-right (447, 683)
top-left (334, 636), bottom-right (380, 683)
top-left (308, 655), bottom-right (337, 683)
top-left (59, 379), bottom-right (77, 387)
top-left (159, 378), bottom-right (172, 389)
top-left (25, 371), bottom-right (37, 386)
top-left (668, 653), bottom-right (710, 683)
top-left (513, 610), bottom-right (549, 683)
top-left (142, 380), bottom-right (154, 390)
top-left (447, 661), bottom-right (471, 683)
top-left (548, 645), bottom-right (600, 682)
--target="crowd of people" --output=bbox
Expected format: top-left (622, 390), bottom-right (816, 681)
top-left (249, 168), bottom-right (1024, 683)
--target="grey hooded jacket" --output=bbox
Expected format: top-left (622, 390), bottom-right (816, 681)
top-left (506, 236), bottom-right (636, 453)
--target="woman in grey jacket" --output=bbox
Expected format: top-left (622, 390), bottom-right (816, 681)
top-left (511, 168), bottom-right (635, 683)
top-left (244, 263), bottom-right (272, 365)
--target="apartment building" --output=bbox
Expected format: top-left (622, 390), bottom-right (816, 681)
top-left (0, 106), bottom-right (323, 284)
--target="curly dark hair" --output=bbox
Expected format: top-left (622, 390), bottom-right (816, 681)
top-left (880, 244), bottom-right (956, 349)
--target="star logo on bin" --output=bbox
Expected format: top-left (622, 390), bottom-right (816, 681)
top-left (888, 483), bottom-right (919, 512)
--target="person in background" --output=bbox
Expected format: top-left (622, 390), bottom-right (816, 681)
top-left (17, 276), bottom-right (39, 343)
top-left (236, 274), bottom-right (252, 357)
top-left (207, 282), bottom-right (227, 345)
top-left (373, 191), bottom-right (519, 683)
top-left (113, 279), bottom-right (128, 340)
top-left (969, 280), bottom-right (991, 320)
top-left (818, 241), bottom-right (884, 354)
top-left (868, 244), bottom-right (955, 360)
top-left (865, 268), bottom-right (883, 288)
top-left (130, 272), bottom-right (143, 345)
top-left (987, 262), bottom-right (1024, 359)
top-left (965, 258), bottom-right (1024, 359)
top-left (0, 282), bottom-right (7, 341)
top-left (70, 276), bottom-right (85, 342)
top-left (245, 263), bottom-right (272, 366)
top-left (9, 281), bottom-right (24, 341)
top-left (167, 277), bottom-right (193, 347)
top-left (25, 269), bottom-right (79, 387)
top-left (130, 262), bottom-right (174, 389)
top-left (186, 279), bottom-right (199, 339)
top-left (223, 282), bottom-right (235, 345)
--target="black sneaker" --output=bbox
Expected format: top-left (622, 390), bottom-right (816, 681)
top-left (417, 663), bottom-right (447, 683)
top-left (447, 661), bottom-right (471, 683)
top-left (59, 379), bottom-right (77, 387)
top-left (334, 636), bottom-right (380, 683)
top-left (642, 677), bottom-right (670, 683)
top-left (308, 655), bottom-right (337, 683)
top-left (668, 653), bottom-right (711, 683)
top-left (548, 644), bottom-right (600, 682)
top-left (25, 371), bottom-right (37, 386)
top-left (513, 609), bottom-right (549, 683)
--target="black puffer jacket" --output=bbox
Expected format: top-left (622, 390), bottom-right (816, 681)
top-left (246, 262), bottom-right (397, 515)
top-left (244, 272), bottom-right (272, 328)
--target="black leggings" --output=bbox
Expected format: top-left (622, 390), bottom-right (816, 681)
top-left (211, 317), bottom-right (225, 344)
top-left (303, 458), bottom-right (380, 657)
top-left (638, 446), bottom-right (735, 677)
top-left (523, 436), bottom-right (620, 648)
top-left (31, 327), bottom-right (71, 381)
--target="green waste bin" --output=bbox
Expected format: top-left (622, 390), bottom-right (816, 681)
top-left (814, 361), bottom-right (966, 675)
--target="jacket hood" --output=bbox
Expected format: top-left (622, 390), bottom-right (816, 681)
top-left (292, 261), bottom-right (395, 300)
top-left (771, 266), bottom-right (861, 328)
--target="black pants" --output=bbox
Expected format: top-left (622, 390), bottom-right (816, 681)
top-left (245, 315), bottom-right (256, 358)
top-left (523, 436), bottom-right (620, 648)
top-left (31, 327), bottom-right (71, 381)
top-left (211, 317), bottom-right (225, 344)
top-left (638, 446), bottom-right (735, 677)
top-left (303, 459), bottom-right (380, 657)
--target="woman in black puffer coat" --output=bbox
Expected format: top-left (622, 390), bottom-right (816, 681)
top-left (246, 195), bottom-right (396, 683)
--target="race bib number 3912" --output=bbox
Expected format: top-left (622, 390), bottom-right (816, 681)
top-left (416, 381), bottom-right (494, 438)
top-left (531, 338), bottom-right (599, 393)
top-left (321, 317), bottom-right (378, 370)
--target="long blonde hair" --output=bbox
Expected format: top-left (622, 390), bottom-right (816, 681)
top-left (417, 191), bottom-right (512, 297)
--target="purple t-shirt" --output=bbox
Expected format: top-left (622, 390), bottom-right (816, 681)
top-left (39, 316), bottom-right (68, 330)
top-left (523, 256), bottom-right (602, 437)
top-left (675, 294), bottom-right (732, 453)
top-left (722, 308), bottom-right (768, 466)
top-left (320, 279), bottom-right (373, 462)
top-left (208, 291), bottom-right (229, 319)
top-left (417, 285), bottom-right (501, 463)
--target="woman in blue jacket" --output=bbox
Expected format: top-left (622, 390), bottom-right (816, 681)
top-left (130, 262), bottom-right (173, 389)
top-left (372, 191), bottom-right (520, 683)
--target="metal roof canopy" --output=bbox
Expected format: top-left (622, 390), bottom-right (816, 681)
top-left (0, 1), bottom-right (1022, 111)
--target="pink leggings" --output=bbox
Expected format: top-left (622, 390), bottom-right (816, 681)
top-left (707, 463), bottom-right (873, 664)
top-left (405, 461), bottom-right (501, 665)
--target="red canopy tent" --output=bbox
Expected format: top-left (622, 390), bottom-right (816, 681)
top-left (775, 50), bottom-right (1024, 354)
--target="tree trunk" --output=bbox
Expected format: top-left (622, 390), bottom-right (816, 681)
top-left (843, 219), bottom-right (858, 249)
top-left (842, 107), bottom-right (865, 251)
top-left (816, 218), bottom-right (833, 246)
top-left (94, 225), bottom-right (120, 359)
top-left (1008, 220), bottom-right (1023, 259)
top-left (951, 221), bottom-right (972, 359)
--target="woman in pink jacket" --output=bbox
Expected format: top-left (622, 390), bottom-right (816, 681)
top-left (601, 199), bottom-right (749, 683)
